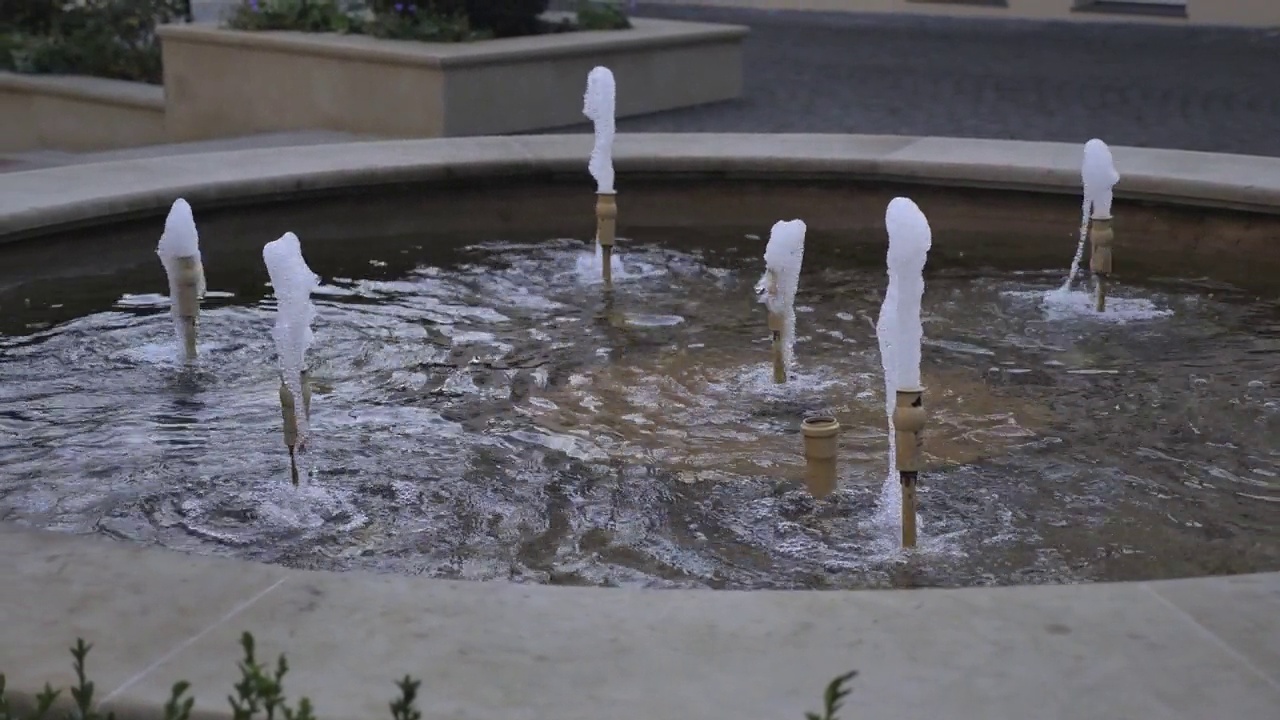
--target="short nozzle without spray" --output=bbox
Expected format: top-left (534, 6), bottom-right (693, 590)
top-left (801, 415), bottom-right (840, 499)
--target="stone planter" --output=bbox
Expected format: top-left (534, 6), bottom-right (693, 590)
top-left (0, 72), bottom-right (167, 152)
top-left (157, 16), bottom-right (747, 141)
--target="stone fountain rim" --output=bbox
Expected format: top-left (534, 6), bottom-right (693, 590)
top-left (1, 134), bottom-right (1279, 720)
top-left (3, 133), bottom-right (1280, 241)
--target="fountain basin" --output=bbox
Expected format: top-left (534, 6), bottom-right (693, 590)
top-left (1, 135), bottom-right (1279, 719)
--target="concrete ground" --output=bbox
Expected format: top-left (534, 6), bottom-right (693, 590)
top-left (4, 3), bottom-right (1280, 173)
top-left (593, 4), bottom-right (1280, 156)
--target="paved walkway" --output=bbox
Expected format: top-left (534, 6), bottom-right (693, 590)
top-left (591, 5), bottom-right (1280, 156)
top-left (3, 3), bottom-right (1279, 172)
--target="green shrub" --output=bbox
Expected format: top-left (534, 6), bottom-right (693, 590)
top-left (0, 633), bottom-right (857, 720)
top-left (226, 0), bottom-right (358, 32)
top-left (226, 0), bottom-right (625, 40)
top-left (0, 0), bottom-right (60, 35)
top-left (575, 0), bottom-right (629, 31)
top-left (0, 0), bottom-right (188, 83)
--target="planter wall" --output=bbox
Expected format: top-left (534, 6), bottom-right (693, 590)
top-left (0, 72), bottom-right (168, 153)
top-left (157, 17), bottom-right (748, 142)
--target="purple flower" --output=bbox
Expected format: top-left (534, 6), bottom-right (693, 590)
top-left (249, 0), bottom-right (259, 10)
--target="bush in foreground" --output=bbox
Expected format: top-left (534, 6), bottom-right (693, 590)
top-left (0, 633), bottom-right (857, 720)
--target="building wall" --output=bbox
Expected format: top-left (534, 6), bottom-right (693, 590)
top-left (644, 0), bottom-right (1280, 28)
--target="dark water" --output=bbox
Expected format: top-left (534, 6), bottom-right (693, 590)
top-left (1, 233), bottom-right (1278, 589)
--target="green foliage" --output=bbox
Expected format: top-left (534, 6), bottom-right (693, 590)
top-left (226, 0), bottom-right (625, 40)
top-left (0, 0), bottom-right (188, 83)
top-left (575, 0), bottom-right (629, 31)
top-left (363, 4), bottom-right (486, 43)
top-left (0, 632), bottom-right (853, 720)
top-left (226, 0), bottom-right (359, 33)
top-left (804, 670), bottom-right (858, 720)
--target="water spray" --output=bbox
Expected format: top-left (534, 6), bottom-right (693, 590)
top-left (876, 198), bottom-right (932, 549)
top-left (1062, 138), bottom-right (1121, 306)
top-left (156, 198), bottom-right (206, 361)
top-left (755, 220), bottom-right (807, 384)
top-left (801, 415), bottom-right (840, 498)
top-left (1082, 139), bottom-right (1120, 312)
top-left (584, 66), bottom-right (617, 288)
top-left (263, 232), bottom-right (319, 485)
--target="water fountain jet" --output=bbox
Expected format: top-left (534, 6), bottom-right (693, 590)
top-left (755, 220), bottom-right (806, 383)
top-left (263, 231), bottom-right (319, 485)
top-left (1083, 140), bottom-right (1120, 311)
top-left (584, 66), bottom-right (617, 288)
top-left (876, 198), bottom-right (932, 549)
top-left (1062, 139), bottom-right (1121, 310)
top-left (156, 198), bottom-right (205, 361)
top-left (801, 415), bottom-right (840, 498)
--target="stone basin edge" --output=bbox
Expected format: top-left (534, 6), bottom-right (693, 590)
top-left (1, 134), bottom-right (1279, 720)
top-left (3, 133), bottom-right (1280, 242)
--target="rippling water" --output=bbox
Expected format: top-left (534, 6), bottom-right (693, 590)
top-left (1, 234), bottom-right (1278, 589)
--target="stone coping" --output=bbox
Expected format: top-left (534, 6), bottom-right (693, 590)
top-left (0, 71), bottom-right (165, 111)
top-left (1, 525), bottom-right (1278, 720)
top-left (3, 133), bottom-right (1280, 241)
top-left (156, 17), bottom-right (749, 68)
top-left (1, 135), bottom-right (1280, 718)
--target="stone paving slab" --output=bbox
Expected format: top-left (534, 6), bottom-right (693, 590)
top-left (1, 525), bottom-right (1277, 720)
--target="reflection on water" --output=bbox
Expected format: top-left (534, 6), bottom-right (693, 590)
top-left (1, 236), bottom-right (1279, 589)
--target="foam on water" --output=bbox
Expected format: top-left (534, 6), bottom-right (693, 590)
top-left (1008, 288), bottom-right (1173, 323)
top-left (583, 66), bottom-right (616, 195)
top-left (573, 239), bottom-right (660, 283)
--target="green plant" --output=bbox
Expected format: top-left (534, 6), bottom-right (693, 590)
top-left (0, 632), bottom-right (852, 720)
top-left (226, 0), bottom-right (358, 33)
top-left (1, 0), bottom-right (188, 83)
top-left (363, 3), bottom-right (485, 42)
top-left (805, 670), bottom-right (858, 720)
top-left (575, 0), bottom-right (628, 31)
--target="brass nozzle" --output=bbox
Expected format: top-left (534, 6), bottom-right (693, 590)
top-left (801, 416), bottom-right (840, 499)
top-left (300, 369), bottom-right (312, 423)
top-left (768, 311), bottom-right (786, 383)
top-left (893, 387), bottom-right (925, 549)
top-left (595, 193), bottom-right (617, 249)
top-left (892, 388), bottom-right (926, 473)
top-left (1089, 216), bottom-right (1114, 277)
top-left (174, 255), bottom-right (202, 359)
top-left (279, 381), bottom-right (299, 451)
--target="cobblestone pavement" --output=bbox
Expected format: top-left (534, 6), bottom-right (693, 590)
top-left (558, 4), bottom-right (1280, 157)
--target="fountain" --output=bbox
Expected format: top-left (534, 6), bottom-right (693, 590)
top-left (1083, 140), bottom-right (1120, 311)
top-left (876, 198), bottom-right (933, 549)
top-left (755, 219), bottom-right (807, 383)
top-left (262, 231), bottom-right (319, 485)
top-left (1061, 138), bottom-right (1121, 311)
top-left (1, 134), bottom-right (1279, 593)
top-left (155, 198), bottom-right (205, 361)
top-left (584, 66), bottom-right (618, 288)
